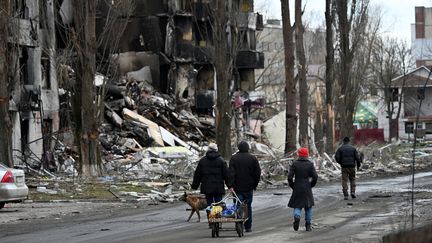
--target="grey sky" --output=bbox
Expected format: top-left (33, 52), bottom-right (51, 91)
top-left (255, 0), bottom-right (432, 42)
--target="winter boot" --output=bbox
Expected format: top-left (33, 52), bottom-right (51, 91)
top-left (351, 193), bottom-right (356, 199)
top-left (343, 189), bottom-right (349, 200)
top-left (293, 217), bottom-right (300, 231)
top-left (305, 223), bottom-right (312, 231)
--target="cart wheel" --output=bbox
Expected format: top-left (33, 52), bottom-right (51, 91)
top-left (236, 222), bottom-right (242, 237)
top-left (215, 223), bottom-right (220, 237)
top-left (211, 224), bottom-right (216, 238)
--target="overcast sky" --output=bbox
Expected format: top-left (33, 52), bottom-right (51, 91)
top-left (255, 0), bottom-right (432, 42)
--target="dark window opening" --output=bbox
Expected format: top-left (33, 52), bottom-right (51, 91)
top-left (405, 122), bottom-right (414, 134)
top-left (194, 21), bottom-right (213, 47)
top-left (41, 54), bottom-right (51, 89)
top-left (42, 119), bottom-right (53, 152)
top-left (426, 123), bottom-right (432, 134)
top-left (390, 88), bottom-right (398, 102)
top-left (14, 0), bottom-right (29, 19)
top-left (20, 48), bottom-right (29, 85)
top-left (417, 87), bottom-right (425, 100)
top-left (39, 0), bottom-right (48, 29)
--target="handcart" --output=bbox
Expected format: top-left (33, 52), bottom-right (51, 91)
top-left (207, 191), bottom-right (248, 238)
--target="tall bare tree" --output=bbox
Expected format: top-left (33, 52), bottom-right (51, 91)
top-left (325, 0), bottom-right (335, 153)
top-left (281, 0), bottom-right (297, 154)
top-left (71, 0), bottom-right (100, 177)
top-left (335, 0), bottom-right (369, 140)
top-left (295, 0), bottom-right (308, 147)
top-left (371, 37), bottom-right (413, 140)
top-left (212, 0), bottom-right (232, 159)
top-left (0, 1), bottom-right (13, 167)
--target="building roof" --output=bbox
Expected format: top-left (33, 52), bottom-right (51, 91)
top-left (391, 66), bottom-right (432, 87)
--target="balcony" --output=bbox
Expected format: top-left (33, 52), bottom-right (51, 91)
top-left (236, 51), bottom-right (264, 69)
top-left (238, 12), bottom-right (264, 31)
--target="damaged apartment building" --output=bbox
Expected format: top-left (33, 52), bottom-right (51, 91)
top-left (96, 0), bottom-right (264, 115)
top-left (7, 0), bottom-right (59, 168)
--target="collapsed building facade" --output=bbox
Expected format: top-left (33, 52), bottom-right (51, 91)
top-left (8, 0), bottom-right (59, 167)
top-left (96, 0), bottom-right (264, 114)
top-left (5, 0), bottom-right (264, 169)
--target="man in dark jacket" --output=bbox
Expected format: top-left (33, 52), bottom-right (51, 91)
top-left (335, 136), bottom-right (362, 200)
top-left (288, 147), bottom-right (318, 232)
top-left (191, 143), bottom-right (230, 207)
top-left (229, 141), bottom-right (261, 233)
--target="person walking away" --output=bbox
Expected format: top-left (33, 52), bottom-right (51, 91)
top-left (335, 136), bottom-right (362, 200)
top-left (229, 141), bottom-right (261, 233)
top-left (288, 147), bottom-right (318, 232)
top-left (191, 143), bottom-right (230, 208)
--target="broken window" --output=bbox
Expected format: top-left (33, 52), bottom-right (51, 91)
top-left (14, 0), bottom-right (29, 19)
top-left (41, 53), bottom-right (51, 89)
top-left (405, 122), bottom-right (414, 134)
top-left (194, 21), bottom-right (213, 47)
top-left (388, 88), bottom-right (398, 102)
top-left (20, 48), bottom-right (29, 85)
top-left (426, 122), bottom-right (432, 134)
top-left (39, 0), bottom-right (48, 29)
top-left (417, 87), bottom-right (425, 100)
top-left (42, 119), bottom-right (53, 152)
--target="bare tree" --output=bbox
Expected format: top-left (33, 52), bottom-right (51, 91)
top-left (212, 0), bottom-right (233, 159)
top-left (371, 37), bottom-right (413, 140)
top-left (335, 0), bottom-right (369, 140)
top-left (281, 0), bottom-right (297, 154)
top-left (325, 0), bottom-right (335, 153)
top-left (295, 0), bottom-right (308, 146)
top-left (70, 0), bottom-right (100, 177)
top-left (0, 1), bottom-right (12, 167)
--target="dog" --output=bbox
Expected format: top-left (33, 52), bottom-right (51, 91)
top-left (179, 192), bottom-right (208, 222)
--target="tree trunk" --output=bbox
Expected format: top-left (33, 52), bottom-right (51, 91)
top-left (336, 0), bottom-right (354, 140)
top-left (325, 0), bottom-right (335, 153)
top-left (72, 0), bottom-right (101, 177)
top-left (295, 0), bottom-right (308, 147)
top-left (214, 0), bottom-right (232, 160)
top-left (0, 1), bottom-right (13, 167)
top-left (281, 0), bottom-right (297, 154)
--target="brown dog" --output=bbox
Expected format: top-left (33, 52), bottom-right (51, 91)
top-left (179, 192), bottom-right (207, 222)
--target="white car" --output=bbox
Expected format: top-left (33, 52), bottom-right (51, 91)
top-left (0, 163), bottom-right (28, 209)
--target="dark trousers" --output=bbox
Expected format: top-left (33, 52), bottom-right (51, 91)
top-left (205, 194), bottom-right (223, 207)
top-left (237, 191), bottom-right (253, 230)
top-left (341, 167), bottom-right (356, 195)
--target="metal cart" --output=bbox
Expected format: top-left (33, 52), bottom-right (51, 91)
top-left (208, 191), bottom-right (248, 238)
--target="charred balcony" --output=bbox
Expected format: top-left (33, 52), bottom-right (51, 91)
top-left (236, 51), bottom-right (264, 69)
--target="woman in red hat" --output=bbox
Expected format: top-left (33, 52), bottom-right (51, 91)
top-left (287, 147), bottom-right (318, 231)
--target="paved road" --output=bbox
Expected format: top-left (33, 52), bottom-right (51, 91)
top-left (1, 172), bottom-right (432, 243)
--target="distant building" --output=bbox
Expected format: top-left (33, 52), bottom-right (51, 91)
top-left (255, 19), bottom-right (325, 110)
top-left (95, 0), bottom-right (264, 114)
top-left (8, 1), bottom-right (59, 166)
top-left (412, 6), bottom-right (432, 67)
top-left (377, 66), bottom-right (432, 141)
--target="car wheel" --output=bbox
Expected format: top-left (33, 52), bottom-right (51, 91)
top-left (0, 202), bottom-right (5, 209)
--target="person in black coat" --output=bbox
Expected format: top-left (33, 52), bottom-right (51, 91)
top-left (229, 141), bottom-right (261, 232)
top-left (335, 136), bottom-right (362, 200)
top-left (191, 143), bottom-right (230, 207)
top-left (288, 147), bottom-right (318, 232)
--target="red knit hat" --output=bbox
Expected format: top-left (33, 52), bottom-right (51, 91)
top-left (298, 147), bottom-right (309, 157)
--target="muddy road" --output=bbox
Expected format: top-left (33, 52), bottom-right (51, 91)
top-left (1, 172), bottom-right (432, 243)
